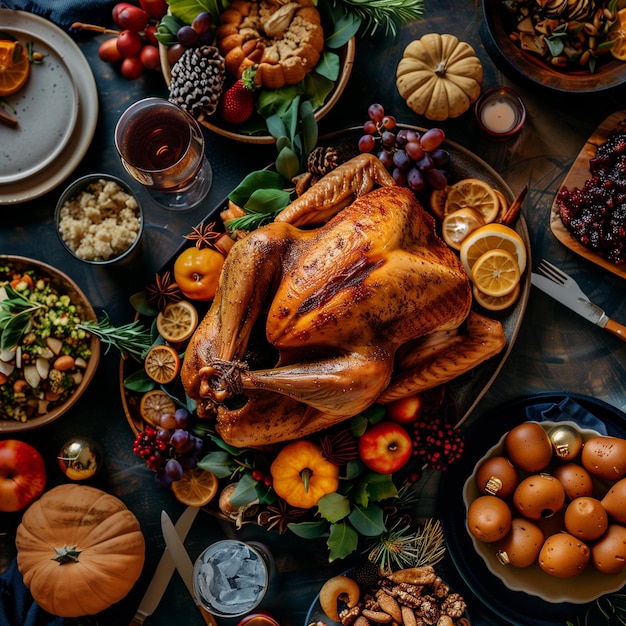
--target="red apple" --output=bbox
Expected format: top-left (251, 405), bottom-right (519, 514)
top-left (386, 394), bottom-right (423, 424)
top-left (358, 421), bottom-right (413, 474)
top-left (0, 439), bottom-right (46, 512)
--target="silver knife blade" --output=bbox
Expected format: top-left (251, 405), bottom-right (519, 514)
top-left (531, 273), bottom-right (609, 328)
top-left (130, 506), bottom-right (199, 626)
top-left (160, 510), bottom-right (218, 626)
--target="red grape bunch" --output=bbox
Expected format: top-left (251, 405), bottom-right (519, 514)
top-left (132, 407), bottom-right (204, 488)
top-left (97, 0), bottom-right (168, 80)
top-left (358, 104), bottom-right (450, 193)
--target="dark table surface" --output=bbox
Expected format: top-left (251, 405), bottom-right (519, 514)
top-left (1, 1), bottom-right (626, 625)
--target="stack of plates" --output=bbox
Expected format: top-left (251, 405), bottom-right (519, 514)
top-left (0, 10), bottom-right (99, 205)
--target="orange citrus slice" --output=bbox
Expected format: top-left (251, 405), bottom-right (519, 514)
top-left (429, 186), bottom-right (449, 220)
top-left (0, 40), bottom-right (30, 97)
top-left (156, 300), bottom-right (198, 343)
top-left (441, 208), bottom-right (486, 250)
top-left (471, 248), bottom-right (521, 297)
top-left (473, 282), bottom-right (521, 311)
top-left (459, 223), bottom-right (527, 276)
top-left (444, 178), bottom-right (500, 224)
top-left (493, 189), bottom-right (510, 221)
top-left (607, 9), bottom-right (626, 61)
top-left (144, 345), bottom-right (181, 385)
top-left (139, 389), bottom-right (177, 428)
top-left (171, 467), bottom-right (219, 507)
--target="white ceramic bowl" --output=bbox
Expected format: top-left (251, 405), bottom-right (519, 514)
top-left (463, 420), bottom-right (626, 604)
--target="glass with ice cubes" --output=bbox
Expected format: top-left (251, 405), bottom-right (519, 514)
top-left (193, 539), bottom-right (273, 618)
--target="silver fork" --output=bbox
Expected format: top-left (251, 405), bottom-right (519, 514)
top-left (536, 259), bottom-right (589, 300)
top-left (532, 259), bottom-right (626, 342)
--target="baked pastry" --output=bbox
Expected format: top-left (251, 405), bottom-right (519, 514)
top-left (216, 0), bottom-right (324, 89)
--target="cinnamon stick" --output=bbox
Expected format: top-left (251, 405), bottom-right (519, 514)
top-left (0, 109), bottom-right (18, 129)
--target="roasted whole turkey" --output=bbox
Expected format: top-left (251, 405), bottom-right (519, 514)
top-left (181, 156), bottom-right (506, 447)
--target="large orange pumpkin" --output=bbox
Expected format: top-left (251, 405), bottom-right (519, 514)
top-left (15, 484), bottom-right (145, 617)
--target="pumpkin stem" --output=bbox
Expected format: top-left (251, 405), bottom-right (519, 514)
top-left (434, 60), bottom-right (447, 78)
top-left (300, 467), bottom-right (313, 494)
top-left (52, 545), bottom-right (82, 564)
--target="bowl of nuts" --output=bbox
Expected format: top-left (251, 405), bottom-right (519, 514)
top-left (55, 174), bottom-right (144, 265)
top-left (480, 0), bottom-right (626, 95)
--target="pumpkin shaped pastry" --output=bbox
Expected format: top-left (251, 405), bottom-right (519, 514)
top-left (15, 484), bottom-right (145, 617)
top-left (216, 0), bottom-right (325, 89)
top-left (396, 33), bottom-right (483, 121)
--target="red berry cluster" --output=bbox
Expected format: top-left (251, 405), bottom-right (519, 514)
top-left (133, 425), bottom-right (167, 472)
top-left (412, 416), bottom-right (464, 470)
top-left (97, 1), bottom-right (168, 80)
top-left (251, 468), bottom-right (273, 487)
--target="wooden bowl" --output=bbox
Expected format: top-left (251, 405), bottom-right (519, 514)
top-left (160, 37), bottom-right (355, 144)
top-left (0, 256), bottom-right (100, 432)
top-left (480, 0), bottom-right (626, 95)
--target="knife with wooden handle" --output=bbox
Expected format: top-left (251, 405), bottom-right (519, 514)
top-left (129, 506), bottom-right (199, 626)
top-left (161, 510), bottom-right (219, 626)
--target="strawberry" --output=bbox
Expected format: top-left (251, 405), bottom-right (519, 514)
top-left (220, 68), bottom-right (256, 125)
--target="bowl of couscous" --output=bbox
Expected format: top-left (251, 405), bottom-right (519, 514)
top-left (55, 174), bottom-right (144, 265)
top-left (0, 256), bottom-right (101, 432)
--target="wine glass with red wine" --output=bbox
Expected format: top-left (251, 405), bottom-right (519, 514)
top-left (115, 97), bottom-right (212, 210)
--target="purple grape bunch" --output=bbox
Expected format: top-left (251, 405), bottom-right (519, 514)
top-left (132, 407), bottom-right (204, 489)
top-left (358, 103), bottom-right (450, 193)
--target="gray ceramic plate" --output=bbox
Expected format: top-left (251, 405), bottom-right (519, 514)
top-left (0, 25), bottom-right (78, 184)
top-left (0, 10), bottom-right (98, 205)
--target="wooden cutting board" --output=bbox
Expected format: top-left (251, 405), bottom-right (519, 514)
top-left (550, 110), bottom-right (626, 280)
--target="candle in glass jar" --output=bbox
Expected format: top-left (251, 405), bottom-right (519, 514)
top-left (480, 99), bottom-right (517, 133)
top-left (474, 87), bottom-right (526, 140)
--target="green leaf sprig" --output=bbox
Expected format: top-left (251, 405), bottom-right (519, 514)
top-left (0, 284), bottom-right (152, 362)
top-left (78, 313), bottom-right (153, 362)
top-left (329, 0), bottom-right (424, 37)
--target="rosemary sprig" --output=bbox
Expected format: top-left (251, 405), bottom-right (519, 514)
top-left (334, 0), bottom-right (424, 37)
top-left (0, 284), bottom-right (152, 362)
top-left (225, 207), bottom-right (284, 234)
top-left (567, 593), bottom-right (626, 626)
top-left (79, 313), bottom-right (153, 362)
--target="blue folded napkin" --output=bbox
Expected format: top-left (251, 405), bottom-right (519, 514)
top-left (524, 397), bottom-right (608, 435)
top-left (0, 558), bottom-right (64, 626)
top-left (1, 0), bottom-right (116, 30)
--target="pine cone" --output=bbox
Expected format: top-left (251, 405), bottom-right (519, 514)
top-left (307, 146), bottom-right (339, 176)
top-left (168, 45), bottom-right (226, 117)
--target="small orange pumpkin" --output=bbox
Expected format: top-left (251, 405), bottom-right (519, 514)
top-left (270, 439), bottom-right (340, 509)
top-left (15, 484), bottom-right (145, 617)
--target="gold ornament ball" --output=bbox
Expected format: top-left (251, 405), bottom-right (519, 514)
top-left (548, 425), bottom-right (583, 461)
top-left (57, 437), bottom-right (102, 480)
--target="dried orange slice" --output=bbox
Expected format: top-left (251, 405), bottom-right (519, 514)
top-left (0, 40), bottom-right (30, 97)
top-left (471, 248), bottom-right (521, 297)
top-left (171, 467), bottom-right (219, 507)
top-left (144, 345), bottom-right (181, 385)
top-left (473, 282), bottom-right (521, 311)
top-left (607, 9), bottom-right (626, 61)
top-left (139, 389), bottom-right (177, 428)
top-left (459, 223), bottom-right (527, 276)
top-left (156, 300), bottom-right (198, 343)
top-left (429, 186), bottom-right (449, 220)
top-left (444, 178), bottom-right (500, 224)
top-left (441, 208), bottom-right (486, 250)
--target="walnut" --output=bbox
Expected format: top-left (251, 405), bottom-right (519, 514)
top-left (339, 606), bottom-right (361, 626)
top-left (414, 596), bottom-right (439, 625)
top-left (440, 593), bottom-right (467, 619)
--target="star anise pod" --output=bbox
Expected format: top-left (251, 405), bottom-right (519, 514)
top-left (257, 498), bottom-right (309, 534)
top-left (317, 425), bottom-right (359, 466)
top-left (184, 221), bottom-right (222, 249)
top-left (145, 270), bottom-right (182, 312)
